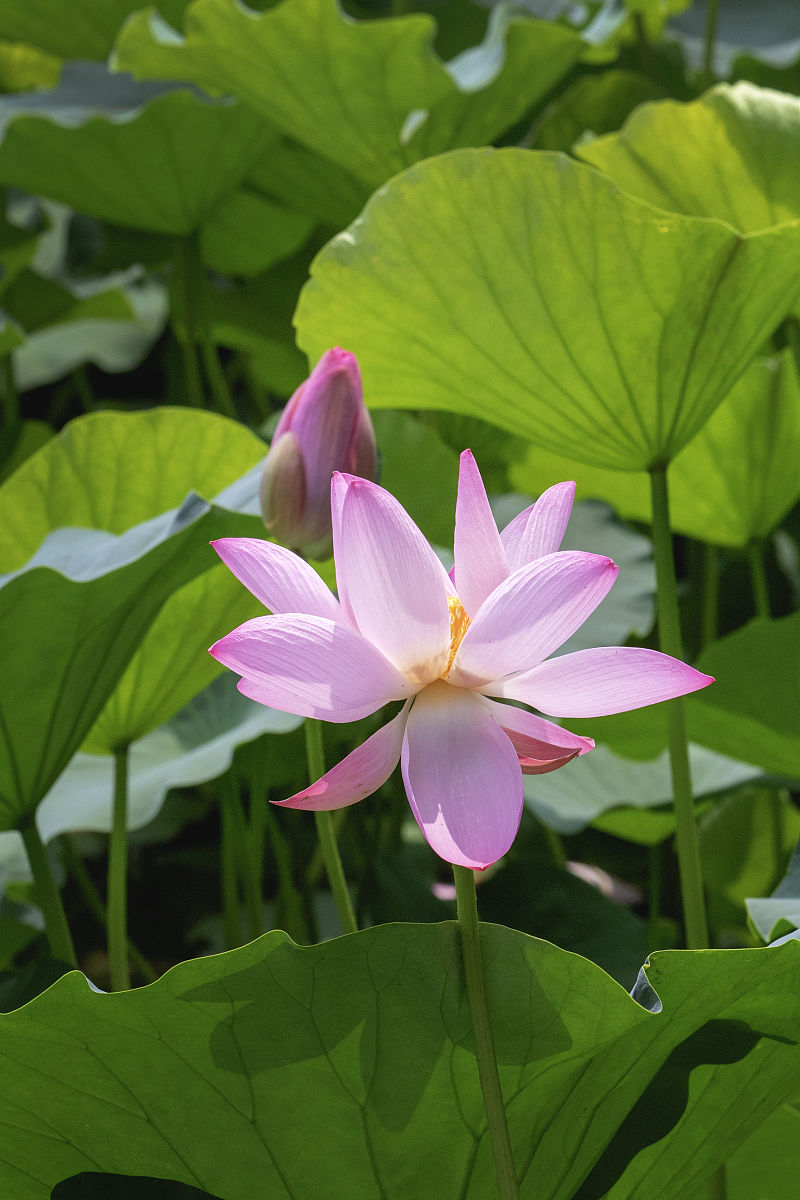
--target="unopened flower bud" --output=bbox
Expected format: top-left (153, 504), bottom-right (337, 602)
top-left (259, 348), bottom-right (377, 559)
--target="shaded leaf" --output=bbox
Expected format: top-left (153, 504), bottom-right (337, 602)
top-left (699, 788), bottom-right (800, 937)
top-left (200, 188), bottom-right (313, 277)
top-left (748, 836), bottom-right (800, 943)
top-left (52, 1176), bottom-right (223, 1199)
top-left (0, 63), bottom-right (269, 234)
top-left (534, 68), bottom-right (665, 151)
top-left (295, 148), bottom-right (800, 471)
top-left (0, 926), bottom-right (797, 1198)
top-left (0, 0), bottom-right (190, 61)
top-left (687, 614), bottom-right (800, 778)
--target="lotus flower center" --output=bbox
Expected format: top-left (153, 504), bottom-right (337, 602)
top-left (445, 596), bottom-right (470, 675)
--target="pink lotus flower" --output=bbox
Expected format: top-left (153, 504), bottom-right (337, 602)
top-left (259, 347), bottom-right (377, 560)
top-left (210, 451), bottom-right (713, 869)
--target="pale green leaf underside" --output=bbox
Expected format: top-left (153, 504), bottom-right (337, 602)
top-left (577, 82), bottom-right (800, 233)
top-left (511, 350), bottom-right (800, 547)
top-left (295, 148), bottom-right (800, 471)
top-left (0, 65), bottom-right (269, 235)
top-left (0, 926), bottom-right (798, 1199)
top-left (114, 0), bottom-right (583, 189)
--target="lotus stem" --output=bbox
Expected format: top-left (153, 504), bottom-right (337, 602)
top-left (453, 864), bottom-right (520, 1200)
top-left (649, 466), bottom-right (709, 950)
top-left (172, 236), bottom-right (205, 409)
top-left (21, 822), bottom-right (77, 967)
top-left (304, 719), bottom-right (358, 935)
top-left (747, 539), bottom-right (771, 619)
top-left (108, 745), bottom-right (132, 990)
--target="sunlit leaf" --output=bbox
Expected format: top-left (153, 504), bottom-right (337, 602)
top-left (0, 40), bottom-right (60, 92)
top-left (115, 0), bottom-right (583, 188)
top-left (0, 926), bottom-right (798, 1198)
top-left (295, 149), bottom-right (800, 471)
top-left (0, 408), bottom-right (267, 824)
top-left (577, 82), bottom-right (800, 232)
top-left (510, 351), bottom-right (800, 547)
top-left (0, 406), bottom-right (264, 570)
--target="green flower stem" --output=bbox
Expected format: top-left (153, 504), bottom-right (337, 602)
top-left (702, 0), bottom-right (720, 80)
top-left (649, 466), bottom-right (709, 951)
top-left (747, 539), bottom-right (771, 619)
top-left (183, 233), bottom-right (236, 419)
top-left (453, 865), bottom-right (520, 1200)
top-left (304, 719), bottom-right (358, 935)
top-left (221, 772), bottom-right (263, 943)
top-left (61, 835), bottom-right (156, 983)
top-left (172, 236), bottom-right (205, 409)
top-left (108, 746), bottom-right (131, 991)
top-left (21, 822), bottom-right (77, 967)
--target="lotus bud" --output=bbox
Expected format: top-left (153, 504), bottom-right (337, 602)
top-left (259, 348), bottom-right (377, 559)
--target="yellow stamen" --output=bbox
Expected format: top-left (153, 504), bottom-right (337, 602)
top-left (445, 595), bottom-right (470, 674)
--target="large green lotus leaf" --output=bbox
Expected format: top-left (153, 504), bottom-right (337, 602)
top-left (0, 419), bottom-right (52, 484)
top-left (577, 82), bottom-right (800, 233)
top-left (247, 136), bottom-right (371, 230)
top-left (1, 408), bottom-right (266, 756)
top-left (510, 350), bottom-right (800, 547)
top-left (725, 1102), bottom-right (800, 1200)
top-left (81, 565), bottom-right (263, 752)
top-left (687, 615), bottom-right (800, 778)
top-left (534, 68), bottom-right (665, 152)
top-left (0, 406), bottom-right (265, 570)
top-left (0, 63), bottom-right (269, 235)
top-left (525, 742), bottom-right (759, 838)
top-left (114, 0), bottom-right (583, 189)
top-left (0, 0), bottom-right (189, 61)
top-left (199, 187), bottom-right (313, 278)
top-left (0, 926), bottom-right (798, 1199)
top-left (295, 149), bottom-right (800, 471)
top-left (0, 501), bottom-right (262, 827)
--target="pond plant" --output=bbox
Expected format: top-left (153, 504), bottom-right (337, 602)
top-left (0, 1), bottom-right (799, 1198)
